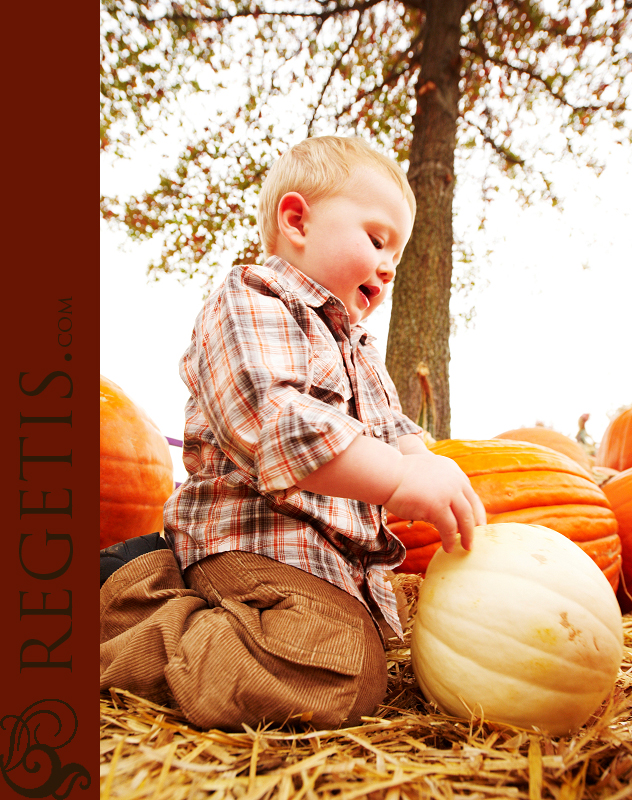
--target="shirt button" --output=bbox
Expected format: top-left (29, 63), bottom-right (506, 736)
top-left (373, 426), bottom-right (382, 437)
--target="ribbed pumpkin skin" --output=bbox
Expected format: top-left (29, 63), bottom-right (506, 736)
top-left (494, 427), bottom-right (592, 471)
top-left (388, 439), bottom-right (621, 591)
top-left (100, 375), bottom-right (174, 549)
top-left (386, 517), bottom-right (442, 576)
top-left (596, 407), bottom-right (632, 472)
top-left (601, 468), bottom-right (632, 613)
top-left (411, 523), bottom-right (623, 737)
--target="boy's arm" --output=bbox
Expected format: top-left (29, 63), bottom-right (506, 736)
top-left (296, 433), bottom-right (486, 552)
top-left (397, 433), bottom-right (430, 455)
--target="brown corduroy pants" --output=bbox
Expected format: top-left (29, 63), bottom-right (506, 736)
top-left (100, 549), bottom-right (388, 731)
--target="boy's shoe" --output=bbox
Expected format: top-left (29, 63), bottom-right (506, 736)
top-left (100, 532), bottom-right (169, 587)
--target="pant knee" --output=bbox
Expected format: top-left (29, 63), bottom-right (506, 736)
top-left (164, 594), bottom-right (387, 730)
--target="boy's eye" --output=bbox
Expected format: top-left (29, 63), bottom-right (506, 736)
top-left (370, 236), bottom-right (383, 249)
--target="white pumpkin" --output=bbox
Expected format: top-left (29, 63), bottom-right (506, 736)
top-left (411, 523), bottom-right (623, 736)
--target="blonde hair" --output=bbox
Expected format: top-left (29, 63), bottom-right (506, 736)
top-left (257, 135), bottom-right (416, 258)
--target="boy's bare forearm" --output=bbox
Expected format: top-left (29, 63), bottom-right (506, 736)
top-left (296, 432), bottom-right (431, 501)
top-left (296, 434), bottom-right (404, 506)
top-left (296, 432), bottom-right (487, 552)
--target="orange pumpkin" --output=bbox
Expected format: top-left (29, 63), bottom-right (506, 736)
top-left (494, 426), bottom-right (592, 471)
top-left (596, 406), bottom-right (632, 472)
top-left (100, 375), bottom-right (174, 549)
top-left (388, 439), bottom-right (621, 591)
top-left (601, 468), bottom-right (632, 613)
top-left (386, 518), bottom-right (442, 576)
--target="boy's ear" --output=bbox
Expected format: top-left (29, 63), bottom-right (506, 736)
top-left (277, 192), bottom-right (310, 248)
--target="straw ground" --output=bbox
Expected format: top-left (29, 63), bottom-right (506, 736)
top-left (101, 575), bottom-right (632, 800)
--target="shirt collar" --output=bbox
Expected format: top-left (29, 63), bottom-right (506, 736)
top-left (263, 256), bottom-right (333, 309)
top-left (262, 256), bottom-right (376, 346)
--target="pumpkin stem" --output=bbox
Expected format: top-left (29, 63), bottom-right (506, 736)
top-left (416, 362), bottom-right (437, 439)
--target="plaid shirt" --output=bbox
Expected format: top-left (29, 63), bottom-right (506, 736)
top-left (164, 256), bottom-right (422, 637)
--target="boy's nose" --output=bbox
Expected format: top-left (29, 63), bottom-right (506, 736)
top-left (378, 260), bottom-right (396, 283)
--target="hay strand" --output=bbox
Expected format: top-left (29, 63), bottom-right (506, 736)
top-left (101, 577), bottom-right (632, 799)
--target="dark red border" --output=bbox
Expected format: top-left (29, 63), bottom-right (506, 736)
top-left (1, 6), bottom-right (99, 799)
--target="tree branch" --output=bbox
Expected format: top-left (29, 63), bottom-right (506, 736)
top-left (171, 0), bottom-right (386, 25)
top-left (463, 115), bottom-right (526, 167)
top-left (463, 14), bottom-right (603, 114)
top-left (307, 11), bottom-right (364, 135)
top-left (335, 26), bottom-right (425, 118)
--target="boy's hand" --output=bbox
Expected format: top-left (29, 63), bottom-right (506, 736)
top-left (296, 434), bottom-right (486, 552)
top-left (383, 451), bottom-right (486, 553)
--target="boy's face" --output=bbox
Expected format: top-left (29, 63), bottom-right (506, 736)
top-left (281, 167), bottom-right (414, 325)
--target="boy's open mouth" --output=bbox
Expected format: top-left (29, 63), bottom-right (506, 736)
top-left (359, 284), bottom-right (382, 306)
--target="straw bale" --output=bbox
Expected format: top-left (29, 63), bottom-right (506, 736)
top-left (101, 574), bottom-right (632, 800)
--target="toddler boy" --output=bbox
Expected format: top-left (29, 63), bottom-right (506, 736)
top-left (100, 136), bottom-right (485, 731)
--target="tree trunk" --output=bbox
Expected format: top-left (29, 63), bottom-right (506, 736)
top-left (385, 0), bottom-right (466, 440)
